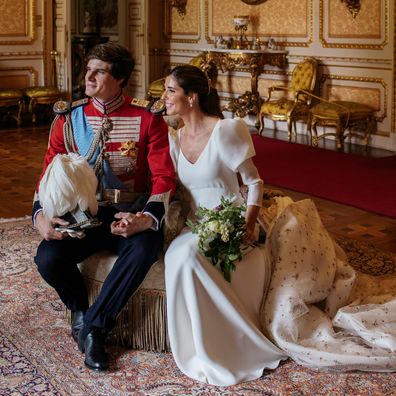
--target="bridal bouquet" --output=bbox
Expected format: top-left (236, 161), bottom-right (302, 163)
top-left (187, 196), bottom-right (248, 282)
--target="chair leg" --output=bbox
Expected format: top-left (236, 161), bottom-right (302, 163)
top-left (287, 118), bottom-right (293, 142)
top-left (258, 114), bottom-right (265, 136)
top-left (307, 114), bottom-right (313, 145)
top-left (336, 122), bottom-right (343, 150)
top-left (17, 100), bottom-right (23, 126)
top-left (293, 120), bottom-right (298, 142)
top-left (312, 120), bottom-right (319, 147)
top-left (28, 98), bottom-right (36, 124)
top-left (364, 114), bottom-right (375, 148)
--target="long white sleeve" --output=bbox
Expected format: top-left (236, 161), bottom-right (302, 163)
top-left (237, 158), bottom-right (263, 207)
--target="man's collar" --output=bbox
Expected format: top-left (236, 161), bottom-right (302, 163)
top-left (92, 91), bottom-right (125, 114)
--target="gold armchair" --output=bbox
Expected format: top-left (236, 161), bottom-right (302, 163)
top-left (258, 57), bottom-right (318, 142)
top-left (146, 53), bottom-right (215, 100)
top-left (23, 50), bottom-right (61, 124)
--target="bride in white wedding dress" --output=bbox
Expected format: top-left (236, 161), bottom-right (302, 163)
top-left (162, 65), bottom-right (396, 386)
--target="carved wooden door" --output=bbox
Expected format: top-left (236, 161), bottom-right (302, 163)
top-left (121, 0), bottom-right (148, 99)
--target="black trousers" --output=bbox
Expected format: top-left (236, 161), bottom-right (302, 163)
top-left (34, 206), bottom-right (163, 335)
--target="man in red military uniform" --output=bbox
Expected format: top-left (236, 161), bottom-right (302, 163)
top-left (33, 42), bottom-right (176, 371)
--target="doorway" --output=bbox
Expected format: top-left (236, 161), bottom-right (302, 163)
top-left (65, 0), bottom-right (148, 100)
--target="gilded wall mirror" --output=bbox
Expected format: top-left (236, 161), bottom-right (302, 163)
top-left (241, 0), bottom-right (268, 4)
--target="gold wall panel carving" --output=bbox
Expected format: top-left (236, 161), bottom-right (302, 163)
top-left (211, 0), bottom-right (308, 37)
top-left (329, 0), bottom-right (380, 38)
top-left (216, 75), bottom-right (252, 95)
top-left (320, 74), bottom-right (387, 121)
top-left (164, 0), bottom-right (201, 42)
top-left (327, 85), bottom-right (381, 110)
top-left (0, 75), bottom-right (29, 89)
top-left (206, 0), bottom-right (313, 47)
top-left (0, 0), bottom-right (36, 45)
top-left (340, 0), bottom-right (361, 19)
top-left (320, 0), bottom-right (388, 49)
top-left (0, 67), bottom-right (37, 89)
top-left (217, 74), bottom-right (291, 100)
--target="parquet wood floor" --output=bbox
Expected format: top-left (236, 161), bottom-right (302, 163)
top-left (1, 124), bottom-right (395, 253)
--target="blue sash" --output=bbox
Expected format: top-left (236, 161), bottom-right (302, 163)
top-left (71, 106), bottom-right (125, 189)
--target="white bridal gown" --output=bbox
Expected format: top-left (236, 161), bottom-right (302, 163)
top-left (165, 118), bottom-right (287, 386)
top-left (165, 118), bottom-right (396, 386)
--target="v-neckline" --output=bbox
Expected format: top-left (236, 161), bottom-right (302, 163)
top-left (178, 120), bottom-right (220, 165)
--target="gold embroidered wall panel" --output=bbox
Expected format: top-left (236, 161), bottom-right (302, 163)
top-left (0, 0), bottom-right (54, 90)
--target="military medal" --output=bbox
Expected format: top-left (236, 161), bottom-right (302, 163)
top-left (119, 140), bottom-right (138, 158)
top-left (102, 117), bottom-right (113, 133)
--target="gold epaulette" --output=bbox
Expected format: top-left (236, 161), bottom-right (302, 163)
top-left (53, 100), bottom-right (71, 115)
top-left (130, 98), bottom-right (152, 111)
top-left (130, 98), bottom-right (166, 115)
top-left (149, 99), bottom-right (166, 115)
top-left (71, 97), bottom-right (89, 109)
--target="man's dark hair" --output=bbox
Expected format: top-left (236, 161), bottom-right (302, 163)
top-left (86, 42), bottom-right (135, 88)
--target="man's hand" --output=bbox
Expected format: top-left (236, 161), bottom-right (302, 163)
top-left (111, 211), bottom-right (154, 238)
top-left (34, 211), bottom-right (70, 241)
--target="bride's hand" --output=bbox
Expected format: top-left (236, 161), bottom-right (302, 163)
top-left (244, 205), bottom-right (260, 244)
top-left (243, 225), bottom-right (257, 244)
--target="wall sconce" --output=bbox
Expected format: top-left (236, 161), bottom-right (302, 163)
top-left (171, 0), bottom-right (187, 18)
top-left (340, 0), bottom-right (361, 18)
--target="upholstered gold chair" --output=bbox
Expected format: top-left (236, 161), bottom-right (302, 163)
top-left (23, 50), bottom-right (62, 124)
top-left (0, 89), bottom-right (24, 126)
top-left (23, 86), bottom-right (62, 124)
top-left (258, 57), bottom-right (318, 142)
top-left (146, 53), bottom-right (212, 100)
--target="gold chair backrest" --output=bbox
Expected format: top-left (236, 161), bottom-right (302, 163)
top-left (291, 57), bottom-right (318, 104)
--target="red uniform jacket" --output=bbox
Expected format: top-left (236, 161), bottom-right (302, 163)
top-left (33, 92), bottom-right (176, 226)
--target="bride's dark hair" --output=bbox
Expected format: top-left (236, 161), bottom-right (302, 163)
top-left (169, 65), bottom-right (224, 119)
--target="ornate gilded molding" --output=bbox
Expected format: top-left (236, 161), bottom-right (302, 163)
top-left (204, 0), bottom-right (313, 48)
top-left (340, 0), bottom-right (360, 18)
top-left (170, 0), bottom-right (187, 18)
top-left (0, 0), bottom-right (37, 45)
top-left (319, 74), bottom-right (387, 122)
top-left (0, 67), bottom-right (38, 85)
top-left (319, 0), bottom-right (388, 49)
top-left (0, 51), bottom-right (44, 57)
top-left (164, 0), bottom-right (201, 43)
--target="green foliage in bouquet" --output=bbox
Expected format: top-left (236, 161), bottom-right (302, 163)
top-left (187, 196), bottom-right (247, 282)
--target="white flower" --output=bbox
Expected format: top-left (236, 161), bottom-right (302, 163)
top-left (206, 220), bottom-right (221, 234)
top-left (187, 195), bottom-right (248, 282)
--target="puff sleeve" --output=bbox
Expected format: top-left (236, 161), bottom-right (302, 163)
top-left (215, 118), bottom-right (256, 172)
top-left (216, 118), bottom-right (263, 207)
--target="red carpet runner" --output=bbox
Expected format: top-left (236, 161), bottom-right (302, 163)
top-left (252, 135), bottom-right (396, 218)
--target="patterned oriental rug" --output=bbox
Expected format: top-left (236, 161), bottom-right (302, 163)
top-left (1, 218), bottom-right (396, 395)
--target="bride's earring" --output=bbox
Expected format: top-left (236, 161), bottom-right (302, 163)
top-left (189, 99), bottom-right (193, 108)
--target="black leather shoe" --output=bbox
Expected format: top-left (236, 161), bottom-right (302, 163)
top-left (71, 310), bottom-right (85, 343)
top-left (78, 328), bottom-right (109, 371)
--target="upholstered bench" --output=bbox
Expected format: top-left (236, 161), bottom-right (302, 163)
top-left (0, 89), bottom-right (24, 126)
top-left (75, 251), bottom-right (170, 352)
top-left (310, 100), bottom-right (376, 149)
top-left (23, 86), bottom-right (62, 124)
